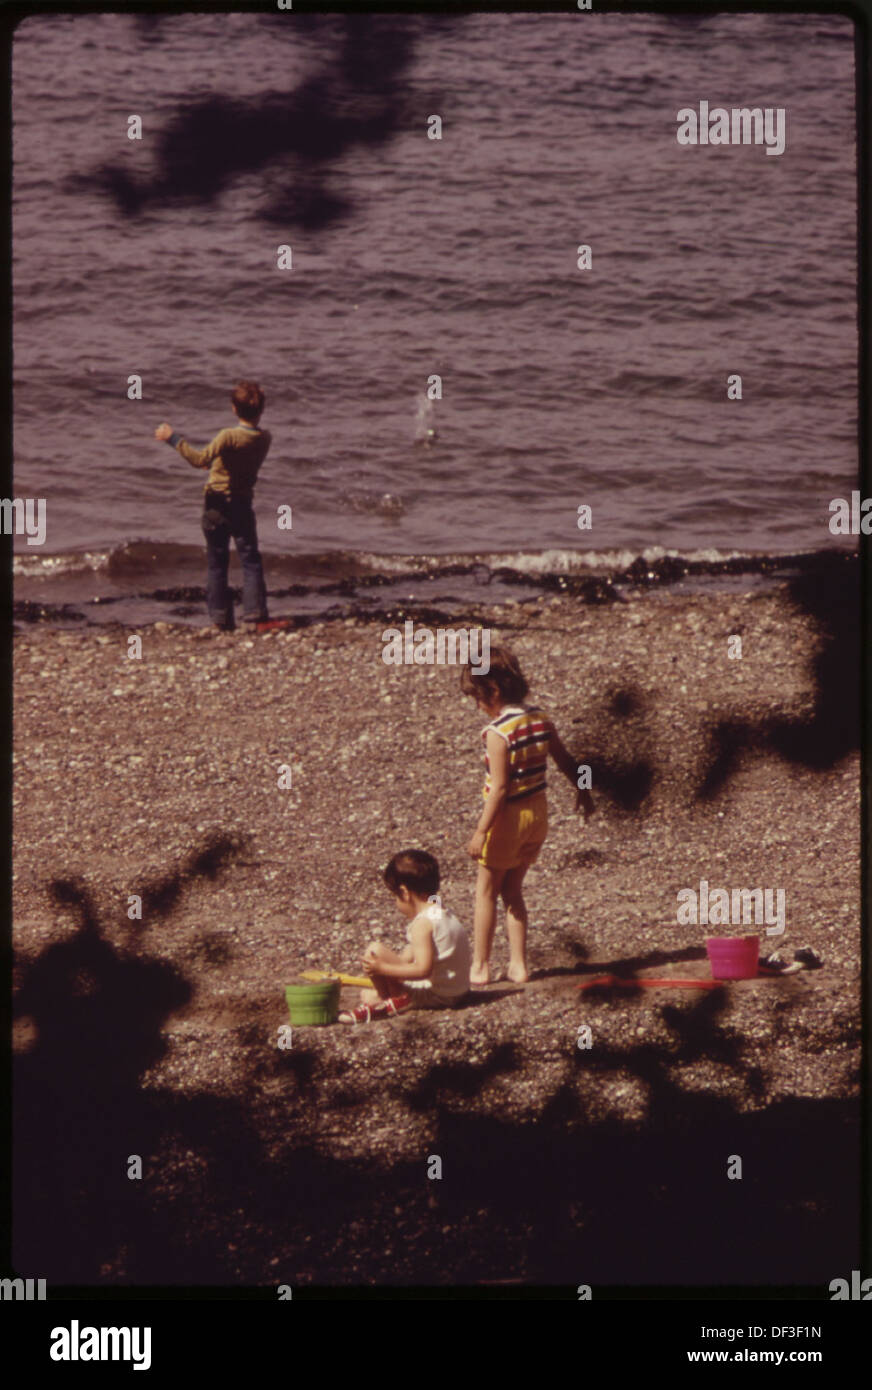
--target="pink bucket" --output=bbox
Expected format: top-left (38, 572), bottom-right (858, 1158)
top-left (705, 935), bottom-right (759, 980)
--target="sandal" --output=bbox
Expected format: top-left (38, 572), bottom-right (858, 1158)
top-left (758, 952), bottom-right (802, 976)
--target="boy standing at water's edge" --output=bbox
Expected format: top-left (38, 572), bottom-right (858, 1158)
top-left (155, 381), bottom-right (271, 630)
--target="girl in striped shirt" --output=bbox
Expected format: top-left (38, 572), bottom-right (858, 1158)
top-left (460, 646), bottom-right (594, 984)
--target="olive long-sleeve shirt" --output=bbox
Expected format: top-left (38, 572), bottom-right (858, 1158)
top-left (167, 424), bottom-right (271, 502)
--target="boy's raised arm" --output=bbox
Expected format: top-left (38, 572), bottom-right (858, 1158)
top-left (154, 423), bottom-right (229, 470)
top-left (172, 430), bottom-right (230, 471)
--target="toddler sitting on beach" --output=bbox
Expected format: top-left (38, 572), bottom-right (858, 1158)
top-left (339, 849), bottom-right (471, 1024)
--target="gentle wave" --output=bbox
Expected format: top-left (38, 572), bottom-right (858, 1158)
top-left (13, 536), bottom-right (858, 631)
top-left (14, 539), bottom-right (857, 588)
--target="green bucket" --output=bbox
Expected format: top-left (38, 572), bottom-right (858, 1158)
top-left (285, 980), bottom-right (340, 1026)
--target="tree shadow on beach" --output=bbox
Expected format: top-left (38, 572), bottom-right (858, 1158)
top-left (400, 986), bottom-right (858, 1287)
top-left (572, 682), bottom-right (657, 812)
top-left (567, 554), bottom-right (859, 809)
top-left (13, 833), bottom-right (858, 1289)
top-left (12, 839), bottom-right (276, 1283)
top-left (696, 555), bottom-right (859, 798)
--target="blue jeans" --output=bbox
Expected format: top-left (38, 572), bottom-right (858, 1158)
top-left (201, 492), bottom-right (268, 629)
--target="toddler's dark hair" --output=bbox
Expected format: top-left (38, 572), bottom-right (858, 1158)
top-left (231, 380), bottom-right (265, 423)
top-left (383, 849), bottom-right (440, 900)
top-left (459, 644), bottom-right (529, 705)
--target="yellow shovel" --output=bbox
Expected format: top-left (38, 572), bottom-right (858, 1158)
top-left (300, 969), bottom-right (373, 989)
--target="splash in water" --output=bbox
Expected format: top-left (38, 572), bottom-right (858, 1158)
top-left (414, 393), bottom-right (437, 446)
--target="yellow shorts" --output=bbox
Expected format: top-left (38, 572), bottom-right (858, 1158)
top-left (479, 793), bottom-right (548, 871)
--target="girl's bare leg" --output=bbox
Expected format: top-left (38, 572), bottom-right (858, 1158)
top-left (501, 865), bottom-right (530, 983)
top-left (472, 865), bottom-right (505, 984)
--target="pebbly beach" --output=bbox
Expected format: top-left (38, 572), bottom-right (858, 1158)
top-left (12, 571), bottom-right (862, 1288)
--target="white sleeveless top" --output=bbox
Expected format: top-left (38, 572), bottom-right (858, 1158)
top-left (408, 903), bottom-right (471, 999)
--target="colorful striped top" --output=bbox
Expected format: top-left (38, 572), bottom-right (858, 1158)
top-left (481, 705), bottom-right (553, 802)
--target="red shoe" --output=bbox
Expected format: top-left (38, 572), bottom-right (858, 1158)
top-left (338, 995), bottom-right (411, 1024)
top-left (382, 993), bottom-right (412, 1016)
top-left (339, 1002), bottom-right (380, 1024)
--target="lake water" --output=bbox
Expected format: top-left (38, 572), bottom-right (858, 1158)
top-left (11, 8), bottom-right (858, 624)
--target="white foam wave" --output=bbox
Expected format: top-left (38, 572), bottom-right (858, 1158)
top-left (13, 549), bottom-right (112, 579)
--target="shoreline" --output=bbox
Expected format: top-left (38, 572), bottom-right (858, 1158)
top-left (12, 543), bottom-right (859, 631)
